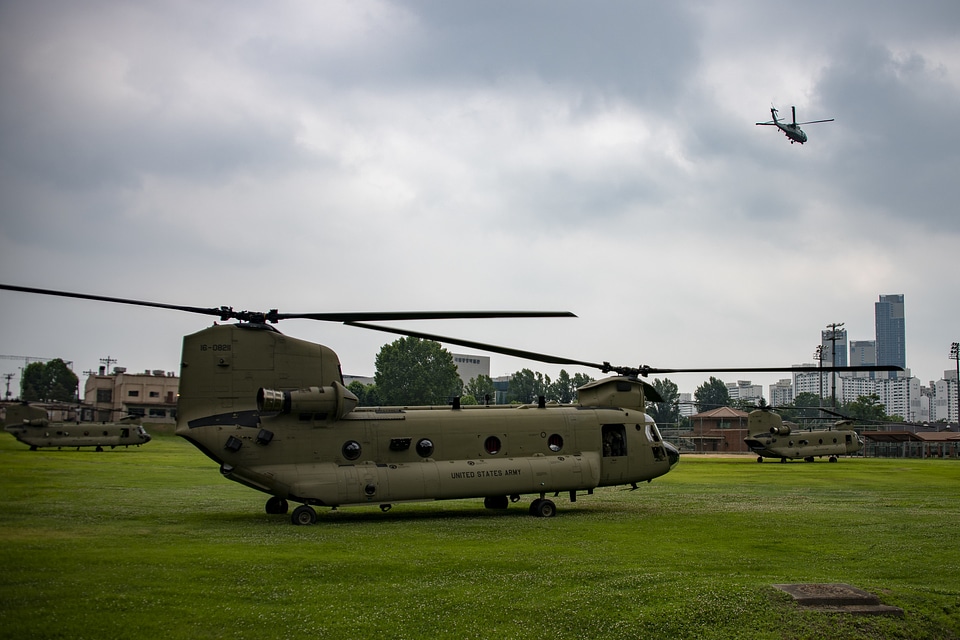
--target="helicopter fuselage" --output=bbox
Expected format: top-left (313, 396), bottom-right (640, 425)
top-left (175, 323), bottom-right (679, 521)
top-left (743, 409), bottom-right (861, 462)
top-left (2, 404), bottom-right (152, 451)
top-left (777, 123), bottom-right (808, 144)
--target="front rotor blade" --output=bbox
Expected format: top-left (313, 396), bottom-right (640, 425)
top-left (345, 321), bottom-right (608, 370)
top-left (0, 283), bottom-right (229, 318)
top-left (797, 119), bottom-right (834, 125)
top-left (282, 310), bottom-right (577, 322)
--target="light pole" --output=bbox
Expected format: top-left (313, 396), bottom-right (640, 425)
top-left (950, 342), bottom-right (959, 426)
top-left (813, 345), bottom-right (824, 408)
top-left (825, 322), bottom-right (845, 408)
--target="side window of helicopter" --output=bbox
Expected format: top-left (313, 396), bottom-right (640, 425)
top-left (602, 424), bottom-right (626, 457)
top-left (485, 436), bottom-right (502, 455)
top-left (548, 434), bottom-right (563, 452)
top-left (342, 440), bottom-right (362, 461)
top-left (416, 438), bottom-right (434, 458)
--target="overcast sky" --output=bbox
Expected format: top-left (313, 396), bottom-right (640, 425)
top-left (1, 0), bottom-right (958, 400)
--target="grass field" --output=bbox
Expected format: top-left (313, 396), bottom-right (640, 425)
top-left (1, 433), bottom-right (958, 640)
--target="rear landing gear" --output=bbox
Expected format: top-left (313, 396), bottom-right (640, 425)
top-left (529, 498), bottom-right (556, 518)
top-left (265, 496), bottom-right (289, 515)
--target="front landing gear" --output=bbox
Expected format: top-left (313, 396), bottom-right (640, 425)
top-left (265, 496), bottom-right (289, 515)
top-left (291, 504), bottom-right (317, 525)
top-left (529, 498), bottom-right (556, 518)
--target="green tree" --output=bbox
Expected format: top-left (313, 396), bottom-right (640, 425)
top-left (21, 359), bottom-right (78, 402)
top-left (694, 376), bottom-right (729, 412)
top-left (347, 381), bottom-right (382, 407)
top-left (779, 391), bottom-right (823, 422)
top-left (507, 369), bottom-right (553, 404)
top-left (550, 370), bottom-right (575, 404)
top-left (464, 374), bottom-right (496, 405)
top-left (840, 394), bottom-right (898, 423)
top-left (374, 337), bottom-right (461, 406)
top-left (647, 377), bottom-right (681, 427)
top-left (570, 373), bottom-right (593, 402)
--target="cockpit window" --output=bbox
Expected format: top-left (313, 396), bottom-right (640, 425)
top-left (645, 423), bottom-right (662, 443)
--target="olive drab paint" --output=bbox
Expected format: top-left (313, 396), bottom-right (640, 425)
top-left (175, 323), bottom-right (679, 523)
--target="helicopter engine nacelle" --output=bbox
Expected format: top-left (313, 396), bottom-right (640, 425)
top-left (770, 425), bottom-right (791, 436)
top-left (257, 382), bottom-right (358, 422)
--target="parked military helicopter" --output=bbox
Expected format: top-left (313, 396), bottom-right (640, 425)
top-left (756, 105), bottom-right (834, 144)
top-left (2, 402), bottom-right (152, 451)
top-left (744, 407), bottom-right (861, 462)
top-left (0, 283), bottom-right (899, 524)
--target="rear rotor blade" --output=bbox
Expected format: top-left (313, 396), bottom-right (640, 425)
top-left (797, 119), bottom-right (834, 125)
top-left (347, 321), bottom-right (903, 378)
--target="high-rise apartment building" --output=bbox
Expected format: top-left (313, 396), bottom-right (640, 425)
top-left (875, 294), bottom-right (906, 372)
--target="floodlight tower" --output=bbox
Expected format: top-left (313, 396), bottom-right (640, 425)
top-left (950, 342), bottom-right (959, 426)
top-left (813, 345), bottom-right (824, 407)
top-left (825, 322), bottom-right (845, 408)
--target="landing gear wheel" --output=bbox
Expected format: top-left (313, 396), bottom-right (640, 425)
top-left (265, 496), bottom-right (289, 515)
top-left (484, 495), bottom-right (509, 510)
top-left (531, 499), bottom-right (556, 518)
top-left (291, 504), bottom-right (317, 525)
top-left (756, 456), bottom-right (763, 463)
top-left (829, 456), bottom-right (838, 463)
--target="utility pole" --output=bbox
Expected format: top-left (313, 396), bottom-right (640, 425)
top-left (825, 322), bottom-right (845, 409)
top-left (99, 356), bottom-right (117, 374)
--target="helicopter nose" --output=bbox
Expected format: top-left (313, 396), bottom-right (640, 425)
top-left (664, 441), bottom-right (680, 469)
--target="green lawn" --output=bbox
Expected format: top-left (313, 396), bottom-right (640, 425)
top-left (1, 434), bottom-right (958, 639)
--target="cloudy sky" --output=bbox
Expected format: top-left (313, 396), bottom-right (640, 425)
top-left (1, 0), bottom-right (958, 400)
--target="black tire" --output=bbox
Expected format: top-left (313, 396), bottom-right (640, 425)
top-left (534, 499), bottom-right (556, 518)
top-left (757, 456), bottom-right (763, 463)
top-left (265, 496), bottom-right (289, 515)
top-left (291, 505), bottom-right (317, 525)
top-left (484, 495), bottom-right (509, 510)
top-left (529, 499), bottom-right (542, 515)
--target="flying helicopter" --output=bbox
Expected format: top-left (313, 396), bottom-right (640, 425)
top-left (0, 283), bottom-right (900, 524)
top-left (756, 105), bottom-right (834, 144)
top-left (2, 402), bottom-right (152, 451)
top-left (744, 407), bottom-right (861, 463)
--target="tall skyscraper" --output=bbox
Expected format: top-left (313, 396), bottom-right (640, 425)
top-left (875, 294), bottom-right (906, 371)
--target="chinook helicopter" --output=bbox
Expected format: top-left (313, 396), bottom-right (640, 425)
top-left (2, 402), bottom-right (152, 451)
top-left (0, 284), bottom-right (899, 524)
top-left (744, 408), bottom-right (861, 463)
top-left (756, 105), bottom-right (834, 144)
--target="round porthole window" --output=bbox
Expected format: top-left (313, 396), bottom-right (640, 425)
top-left (548, 434), bottom-right (563, 452)
top-left (416, 438), bottom-right (434, 457)
top-left (342, 440), bottom-right (362, 461)
top-left (484, 436), bottom-right (501, 455)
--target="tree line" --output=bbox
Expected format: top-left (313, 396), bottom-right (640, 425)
top-left (645, 375), bottom-right (903, 428)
